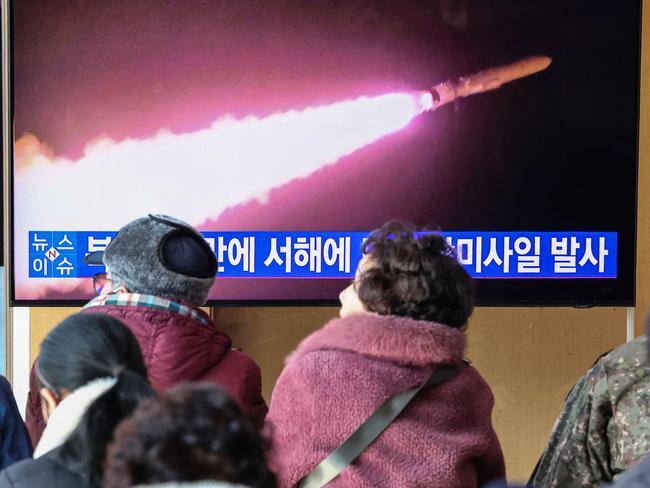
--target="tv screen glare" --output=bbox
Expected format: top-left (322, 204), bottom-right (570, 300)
top-left (10, 0), bottom-right (640, 305)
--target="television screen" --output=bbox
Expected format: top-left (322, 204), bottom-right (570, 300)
top-left (10, 0), bottom-right (640, 305)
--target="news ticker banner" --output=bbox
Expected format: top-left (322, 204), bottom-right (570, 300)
top-left (28, 231), bottom-right (617, 279)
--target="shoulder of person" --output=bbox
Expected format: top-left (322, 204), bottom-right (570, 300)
top-left (0, 376), bottom-right (12, 392)
top-left (597, 336), bottom-right (650, 392)
top-left (0, 376), bottom-right (20, 411)
top-left (600, 336), bottom-right (648, 371)
top-left (0, 452), bottom-right (83, 488)
top-left (223, 348), bottom-right (259, 368)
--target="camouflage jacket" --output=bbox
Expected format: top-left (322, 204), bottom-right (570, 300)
top-left (530, 336), bottom-right (650, 488)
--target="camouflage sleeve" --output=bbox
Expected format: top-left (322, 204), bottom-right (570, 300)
top-left (530, 337), bottom-right (650, 488)
top-left (529, 362), bottom-right (614, 488)
top-left (605, 357), bottom-right (650, 479)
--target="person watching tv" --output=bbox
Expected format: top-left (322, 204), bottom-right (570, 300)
top-left (531, 322), bottom-right (650, 487)
top-left (266, 220), bottom-right (505, 487)
top-left (0, 313), bottom-right (154, 488)
top-left (0, 376), bottom-right (32, 470)
top-left (25, 214), bottom-right (267, 447)
top-left (104, 382), bottom-right (276, 488)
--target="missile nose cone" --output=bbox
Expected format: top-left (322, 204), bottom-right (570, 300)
top-left (521, 56), bottom-right (553, 74)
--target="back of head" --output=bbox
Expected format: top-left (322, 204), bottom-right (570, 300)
top-left (357, 220), bottom-right (475, 328)
top-left (103, 214), bottom-right (218, 306)
top-left (104, 383), bottom-right (276, 488)
top-left (38, 313), bottom-right (154, 487)
top-left (39, 313), bottom-right (147, 391)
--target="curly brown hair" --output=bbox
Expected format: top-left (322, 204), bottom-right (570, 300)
top-left (356, 221), bottom-right (474, 328)
top-left (103, 383), bottom-right (276, 488)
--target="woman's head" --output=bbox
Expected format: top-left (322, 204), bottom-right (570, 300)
top-left (37, 313), bottom-right (147, 416)
top-left (37, 313), bottom-right (153, 487)
top-left (340, 221), bottom-right (475, 328)
top-left (104, 383), bottom-right (276, 488)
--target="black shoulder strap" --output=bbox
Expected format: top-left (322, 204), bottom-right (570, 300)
top-left (297, 361), bottom-right (468, 488)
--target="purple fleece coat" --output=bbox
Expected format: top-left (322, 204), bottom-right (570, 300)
top-left (266, 313), bottom-right (505, 488)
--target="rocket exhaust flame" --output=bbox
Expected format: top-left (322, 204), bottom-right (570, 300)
top-left (15, 93), bottom-right (420, 296)
top-left (15, 56), bottom-right (551, 298)
top-left (15, 92), bottom-right (419, 228)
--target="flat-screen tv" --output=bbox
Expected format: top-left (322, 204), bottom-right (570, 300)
top-left (8, 0), bottom-right (640, 306)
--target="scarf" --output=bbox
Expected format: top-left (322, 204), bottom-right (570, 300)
top-left (33, 377), bottom-right (117, 458)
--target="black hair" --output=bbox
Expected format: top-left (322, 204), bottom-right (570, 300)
top-left (357, 220), bottom-right (475, 328)
top-left (38, 313), bottom-right (154, 488)
top-left (103, 383), bottom-right (276, 488)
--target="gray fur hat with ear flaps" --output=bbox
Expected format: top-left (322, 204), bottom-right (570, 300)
top-left (102, 215), bottom-right (218, 306)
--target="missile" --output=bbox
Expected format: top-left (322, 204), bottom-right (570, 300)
top-left (417, 56), bottom-right (552, 112)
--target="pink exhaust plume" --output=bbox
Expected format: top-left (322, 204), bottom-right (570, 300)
top-left (15, 92), bottom-right (421, 298)
top-left (417, 91), bottom-right (435, 112)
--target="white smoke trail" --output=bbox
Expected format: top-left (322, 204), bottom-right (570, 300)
top-left (15, 92), bottom-right (419, 298)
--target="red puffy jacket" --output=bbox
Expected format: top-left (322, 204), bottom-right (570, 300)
top-left (26, 296), bottom-right (267, 447)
